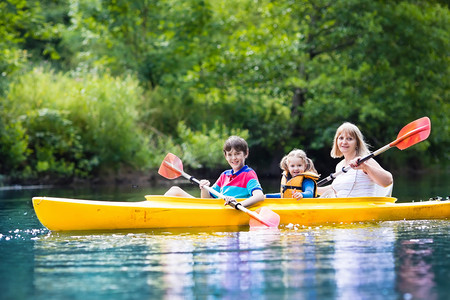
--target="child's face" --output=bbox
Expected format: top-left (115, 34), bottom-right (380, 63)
top-left (224, 148), bottom-right (248, 172)
top-left (287, 157), bottom-right (306, 176)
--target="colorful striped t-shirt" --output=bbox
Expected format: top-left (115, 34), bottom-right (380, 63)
top-left (211, 165), bottom-right (263, 199)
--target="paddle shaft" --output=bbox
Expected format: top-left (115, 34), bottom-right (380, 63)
top-left (317, 123), bottom-right (430, 187)
top-left (163, 161), bottom-right (273, 226)
top-left (317, 144), bottom-right (388, 187)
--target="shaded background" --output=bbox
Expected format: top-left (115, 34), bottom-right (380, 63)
top-left (1, 0), bottom-right (448, 185)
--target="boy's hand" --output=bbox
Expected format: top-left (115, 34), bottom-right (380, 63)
top-left (199, 180), bottom-right (210, 190)
top-left (224, 196), bottom-right (237, 206)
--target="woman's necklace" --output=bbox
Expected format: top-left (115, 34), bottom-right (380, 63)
top-left (342, 157), bottom-right (358, 197)
top-left (345, 169), bottom-right (359, 197)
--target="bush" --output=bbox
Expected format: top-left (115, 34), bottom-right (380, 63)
top-left (2, 67), bottom-right (151, 182)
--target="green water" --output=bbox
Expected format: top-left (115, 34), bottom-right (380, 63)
top-left (0, 175), bottom-right (449, 300)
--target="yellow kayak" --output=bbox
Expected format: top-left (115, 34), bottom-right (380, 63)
top-left (31, 195), bottom-right (450, 231)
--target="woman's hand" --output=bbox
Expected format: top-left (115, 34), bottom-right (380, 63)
top-left (349, 157), bottom-right (393, 187)
top-left (349, 157), bottom-right (364, 170)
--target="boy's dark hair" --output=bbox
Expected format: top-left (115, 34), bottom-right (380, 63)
top-left (223, 136), bottom-right (249, 154)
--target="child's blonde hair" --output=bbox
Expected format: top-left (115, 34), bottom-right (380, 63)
top-left (280, 149), bottom-right (318, 175)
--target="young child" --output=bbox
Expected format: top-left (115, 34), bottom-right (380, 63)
top-left (266, 149), bottom-right (320, 199)
top-left (164, 136), bottom-right (265, 208)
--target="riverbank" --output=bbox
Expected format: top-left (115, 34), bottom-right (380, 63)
top-left (1, 164), bottom-right (448, 198)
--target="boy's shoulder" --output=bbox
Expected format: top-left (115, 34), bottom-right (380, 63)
top-left (222, 165), bottom-right (252, 174)
top-left (220, 166), bottom-right (258, 179)
top-left (236, 165), bottom-right (257, 175)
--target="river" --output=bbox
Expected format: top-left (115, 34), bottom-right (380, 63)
top-left (0, 174), bottom-right (449, 299)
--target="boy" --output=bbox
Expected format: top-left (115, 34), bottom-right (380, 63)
top-left (164, 136), bottom-right (265, 207)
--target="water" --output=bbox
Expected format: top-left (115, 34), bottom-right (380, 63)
top-left (1, 176), bottom-right (449, 300)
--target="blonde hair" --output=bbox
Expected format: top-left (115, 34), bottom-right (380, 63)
top-left (280, 149), bottom-right (318, 175)
top-left (330, 122), bottom-right (370, 158)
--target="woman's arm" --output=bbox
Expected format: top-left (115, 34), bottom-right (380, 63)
top-left (350, 158), bottom-right (393, 187)
top-left (317, 185), bottom-right (332, 196)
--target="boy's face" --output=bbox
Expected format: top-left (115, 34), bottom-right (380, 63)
top-left (224, 148), bottom-right (248, 172)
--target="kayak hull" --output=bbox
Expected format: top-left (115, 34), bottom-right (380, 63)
top-left (32, 195), bottom-right (450, 231)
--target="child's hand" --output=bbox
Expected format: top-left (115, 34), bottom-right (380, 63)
top-left (293, 189), bottom-right (303, 200)
top-left (224, 196), bottom-right (237, 206)
top-left (199, 180), bottom-right (210, 190)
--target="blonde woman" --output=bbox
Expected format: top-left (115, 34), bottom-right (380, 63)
top-left (318, 122), bottom-right (393, 198)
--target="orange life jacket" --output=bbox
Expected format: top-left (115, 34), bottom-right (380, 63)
top-left (280, 171), bottom-right (320, 198)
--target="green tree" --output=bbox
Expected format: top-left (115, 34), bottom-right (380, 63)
top-left (0, 0), bottom-right (448, 183)
top-left (2, 68), bottom-right (152, 183)
top-left (293, 0), bottom-right (449, 170)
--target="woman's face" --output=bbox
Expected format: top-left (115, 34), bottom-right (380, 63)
top-left (336, 131), bottom-right (357, 158)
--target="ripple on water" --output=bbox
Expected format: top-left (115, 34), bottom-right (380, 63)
top-left (1, 228), bottom-right (48, 241)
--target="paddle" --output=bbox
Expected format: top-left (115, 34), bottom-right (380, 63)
top-left (317, 116), bottom-right (431, 187)
top-left (158, 153), bottom-right (280, 228)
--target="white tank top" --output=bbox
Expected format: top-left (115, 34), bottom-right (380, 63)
top-left (331, 167), bottom-right (377, 197)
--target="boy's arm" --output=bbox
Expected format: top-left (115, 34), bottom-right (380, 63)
top-left (201, 187), bottom-right (211, 198)
top-left (239, 189), bottom-right (265, 207)
top-left (238, 172), bottom-right (264, 207)
top-left (199, 179), bottom-right (212, 198)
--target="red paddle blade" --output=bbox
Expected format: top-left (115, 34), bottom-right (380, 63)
top-left (391, 117), bottom-right (431, 150)
top-left (249, 207), bottom-right (281, 228)
top-left (158, 153), bottom-right (184, 179)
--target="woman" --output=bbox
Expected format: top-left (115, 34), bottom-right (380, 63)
top-left (318, 122), bottom-right (393, 198)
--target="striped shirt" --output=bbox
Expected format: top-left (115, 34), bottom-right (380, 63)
top-left (211, 165), bottom-right (263, 198)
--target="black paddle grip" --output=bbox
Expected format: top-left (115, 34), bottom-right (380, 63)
top-left (189, 176), bottom-right (197, 184)
top-left (229, 200), bottom-right (242, 210)
top-left (357, 153), bottom-right (375, 165)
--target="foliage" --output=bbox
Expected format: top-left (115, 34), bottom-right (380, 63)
top-left (0, 111), bottom-right (29, 178)
top-left (146, 121), bottom-right (249, 170)
top-left (1, 68), bottom-right (151, 182)
top-left (0, 0), bottom-right (63, 94)
top-left (297, 0), bottom-right (449, 169)
top-left (20, 108), bottom-right (86, 179)
top-left (0, 0), bottom-right (448, 183)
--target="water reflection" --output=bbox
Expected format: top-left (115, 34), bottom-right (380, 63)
top-left (29, 227), bottom-right (319, 298)
top-left (332, 225), bottom-right (396, 299)
top-left (32, 229), bottom-right (287, 299)
top-left (396, 236), bottom-right (437, 300)
top-left (6, 221), bottom-right (446, 300)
